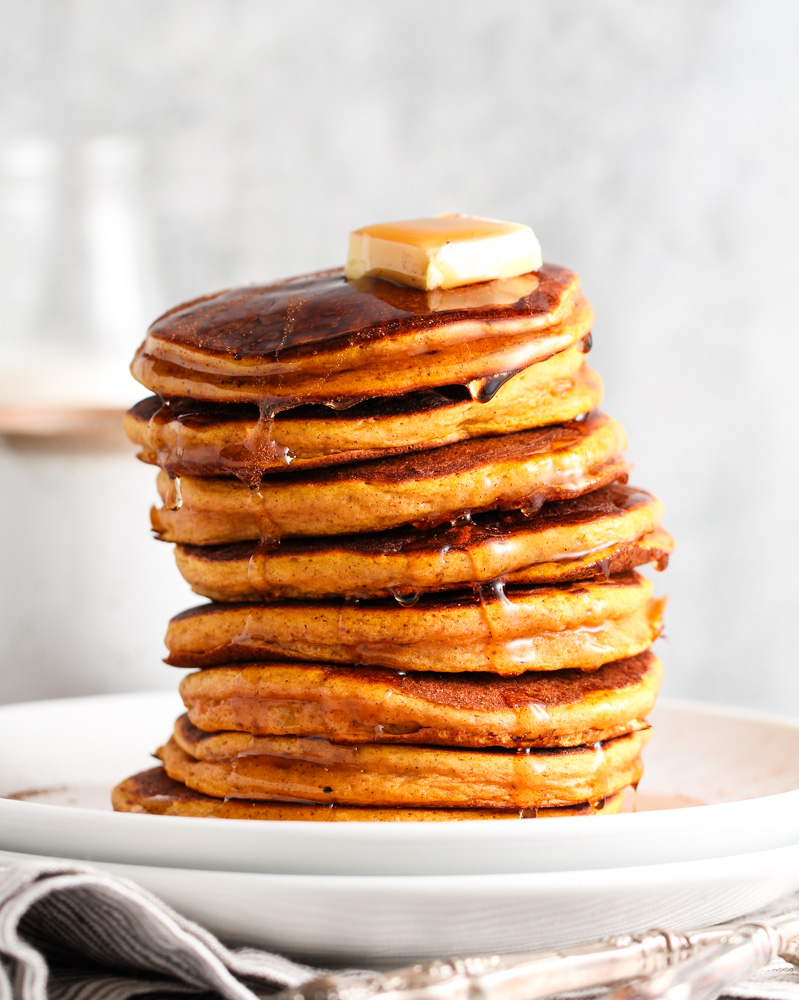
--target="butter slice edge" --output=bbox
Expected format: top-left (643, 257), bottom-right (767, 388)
top-left (345, 216), bottom-right (543, 290)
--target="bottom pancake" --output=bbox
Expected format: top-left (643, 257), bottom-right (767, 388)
top-left (112, 766), bottom-right (624, 820)
top-left (161, 722), bottom-right (649, 809)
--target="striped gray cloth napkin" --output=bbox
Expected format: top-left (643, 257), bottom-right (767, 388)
top-left (1, 860), bottom-right (798, 1000)
top-left (0, 862), bottom-right (323, 1000)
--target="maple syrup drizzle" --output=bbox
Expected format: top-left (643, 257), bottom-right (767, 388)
top-left (466, 371), bottom-right (517, 403)
top-left (142, 266), bottom-right (573, 365)
top-left (164, 473), bottom-right (183, 511)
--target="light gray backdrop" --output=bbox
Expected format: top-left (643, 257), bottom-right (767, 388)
top-left (1, 0), bottom-right (797, 712)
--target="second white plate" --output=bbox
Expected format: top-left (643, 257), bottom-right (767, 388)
top-left (2, 843), bottom-right (799, 965)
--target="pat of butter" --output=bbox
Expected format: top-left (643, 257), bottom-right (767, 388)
top-left (345, 214), bottom-right (542, 290)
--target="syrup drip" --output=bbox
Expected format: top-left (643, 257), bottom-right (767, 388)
top-left (450, 512), bottom-right (473, 527)
top-left (145, 396), bottom-right (191, 475)
top-left (146, 395), bottom-right (297, 489)
top-left (596, 557), bottom-right (612, 581)
top-left (325, 395), bottom-right (371, 411)
top-left (510, 743), bottom-right (547, 806)
top-left (466, 371), bottom-right (516, 404)
top-left (245, 487), bottom-right (282, 544)
top-left (164, 473), bottom-right (183, 511)
top-left (246, 537), bottom-right (282, 595)
top-left (519, 496), bottom-right (547, 518)
top-left (580, 332), bottom-right (593, 353)
top-left (392, 591), bottom-right (421, 607)
top-left (237, 403), bottom-right (294, 489)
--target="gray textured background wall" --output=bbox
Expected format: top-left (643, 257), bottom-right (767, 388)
top-left (1, 0), bottom-right (798, 711)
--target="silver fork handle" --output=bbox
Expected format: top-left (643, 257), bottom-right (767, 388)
top-left (281, 928), bottom-right (715, 1000)
top-left (605, 923), bottom-right (787, 1000)
top-left (279, 913), bottom-right (799, 1000)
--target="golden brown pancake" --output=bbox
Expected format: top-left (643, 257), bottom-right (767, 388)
top-left (112, 766), bottom-right (624, 820)
top-left (164, 571), bottom-right (664, 674)
top-left (174, 484), bottom-right (672, 601)
top-left (132, 266), bottom-right (593, 404)
top-left (161, 722), bottom-right (649, 808)
top-left (179, 651), bottom-right (662, 748)
top-left (151, 413), bottom-right (628, 544)
top-left (125, 348), bottom-right (601, 478)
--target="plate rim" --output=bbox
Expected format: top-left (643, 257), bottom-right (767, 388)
top-left (2, 838), bottom-right (799, 889)
top-left (2, 691), bottom-right (799, 874)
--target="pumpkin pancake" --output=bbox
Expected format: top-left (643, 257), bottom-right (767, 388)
top-left (179, 651), bottom-right (662, 748)
top-left (112, 766), bottom-right (624, 820)
top-left (164, 572), bottom-right (664, 674)
top-left (161, 722), bottom-right (649, 808)
top-left (132, 266), bottom-right (593, 405)
top-left (125, 347), bottom-right (601, 478)
top-left (175, 484), bottom-right (672, 601)
top-left (151, 412), bottom-right (628, 544)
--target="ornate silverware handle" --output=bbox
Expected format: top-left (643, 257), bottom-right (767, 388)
top-left (279, 922), bottom-right (754, 1000)
top-left (605, 915), bottom-right (799, 1000)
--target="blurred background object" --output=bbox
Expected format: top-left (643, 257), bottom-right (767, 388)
top-left (0, 0), bottom-right (797, 709)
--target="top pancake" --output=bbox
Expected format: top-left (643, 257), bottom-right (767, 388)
top-left (131, 266), bottom-right (593, 404)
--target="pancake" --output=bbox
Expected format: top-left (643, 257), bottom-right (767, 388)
top-left (164, 572), bottom-right (664, 674)
top-left (179, 651), bottom-right (662, 748)
top-left (151, 412), bottom-right (628, 544)
top-left (124, 347), bottom-right (601, 478)
top-left (132, 266), bottom-right (594, 404)
top-left (112, 766), bottom-right (624, 820)
top-left (174, 484), bottom-right (673, 601)
top-left (161, 722), bottom-right (649, 808)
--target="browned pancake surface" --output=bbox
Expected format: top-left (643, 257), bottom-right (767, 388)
top-left (161, 726), bottom-right (648, 808)
top-left (124, 347), bottom-right (601, 477)
top-left (174, 484), bottom-right (673, 600)
top-left (112, 767), bottom-right (624, 820)
top-left (140, 265), bottom-right (578, 364)
top-left (164, 572), bottom-right (665, 673)
top-left (179, 652), bottom-right (662, 748)
top-left (152, 413), bottom-right (628, 543)
top-left (132, 269), bottom-right (595, 403)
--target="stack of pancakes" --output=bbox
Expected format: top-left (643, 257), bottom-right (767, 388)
top-left (113, 263), bottom-right (672, 821)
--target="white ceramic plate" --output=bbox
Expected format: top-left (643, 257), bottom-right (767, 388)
top-left (2, 843), bottom-right (799, 965)
top-left (1, 692), bottom-right (799, 876)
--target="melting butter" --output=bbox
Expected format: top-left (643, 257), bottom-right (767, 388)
top-left (346, 214), bottom-right (542, 290)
